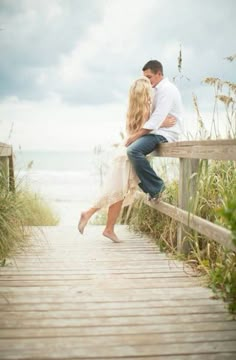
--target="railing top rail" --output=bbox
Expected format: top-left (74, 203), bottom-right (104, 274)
top-left (152, 138), bottom-right (236, 160)
top-left (162, 139), bottom-right (236, 146)
top-left (0, 142), bottom-right (11, 147)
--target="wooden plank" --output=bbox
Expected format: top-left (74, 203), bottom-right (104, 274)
top-left (0, 298), bottom-right (222, 312)
top-left (0, 268), bottom-right (191, 275)
top-left (0, 303), bottom-right (228, 320)
top-left (0, 341), bottom-right (236, 359)
top-left (167, 139), bottom-right (236, 146)
top-left (142, 197), bottom-right (235, 251)
top-left (0, 332), bottom-right (236, 349)
top-left (1, 321), bottom-right (236, 339)
top-left (0, 306), bottom-right (227, 318)
top-left (0, 278), bottom-right (199, 287)
top-left (0, 354), bottom-right (236, 360)
top-left (105, 356), bottom-right (236, 360)
top-left (0, 280), bottom-right (212, 292)
top-left (0, 292), bottom-right (217, 304)
top-left (0, 290), bottom-right (216, 304)
top-left (4, 261), bottom-right (182, 266)
top-left (0, 313), bottom-right (232, 328)
top-left (0, 272), bottom-right (190, 279)
top-left (152, 139), bottom-right (236, 160)
top-left (120, 356), bottom-right (236, 360)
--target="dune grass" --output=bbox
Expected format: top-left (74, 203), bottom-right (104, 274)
top-left (0, 171), bottom-right (59, 262)
top-left (127, 159), bottom-right (236, 313)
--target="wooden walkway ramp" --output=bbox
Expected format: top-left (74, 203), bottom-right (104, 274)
top-left (0, 225), bottom-right (235, 359)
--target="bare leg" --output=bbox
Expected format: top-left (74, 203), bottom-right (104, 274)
top-left (78, 207), bottom-right (100, 234)
top-left (103, 200), bottom-right (123, 243)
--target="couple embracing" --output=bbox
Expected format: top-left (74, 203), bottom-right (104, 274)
top-left (78, 60), bottom-right (183, 242)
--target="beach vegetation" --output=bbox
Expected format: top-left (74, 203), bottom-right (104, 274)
top-left (0, 169), bottom-right (59, 263)
top-left (128, 159), bottom-right (236, 313)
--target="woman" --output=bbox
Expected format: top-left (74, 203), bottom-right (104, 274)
top-left (78, 76), bottom-right (175, 242)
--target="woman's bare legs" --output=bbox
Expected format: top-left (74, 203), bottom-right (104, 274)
top-left (78, 200), bottom-right (123, 242)
top-left (103, 200), bottom-right (123, 243)
top-left (78, 207), bottom-right (100, 234)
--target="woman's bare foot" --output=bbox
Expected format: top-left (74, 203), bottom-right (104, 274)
top-left (78, 212), bottom-right (89, 234)
top-left (103, 229), bottom-right (122, 243)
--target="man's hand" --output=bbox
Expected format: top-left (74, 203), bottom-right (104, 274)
top-left (161, 115), bottom-right (176, 128)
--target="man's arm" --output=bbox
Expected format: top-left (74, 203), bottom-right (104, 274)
top-left (125, 115), bottom-right (176, 146)
top-left (142, 91), bottom-right (173, 131)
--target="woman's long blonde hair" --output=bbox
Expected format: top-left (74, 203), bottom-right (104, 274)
top-left (126, 76), bottom-right (153, 135)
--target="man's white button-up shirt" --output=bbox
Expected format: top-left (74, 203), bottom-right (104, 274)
top-left (143, 77), bottom-right (183, 142)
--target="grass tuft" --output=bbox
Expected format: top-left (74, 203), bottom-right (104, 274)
top-left (0, 170), bottom-right (59, 261)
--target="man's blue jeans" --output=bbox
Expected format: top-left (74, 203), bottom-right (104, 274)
top-left (127, 134), bottom-right (167, 198)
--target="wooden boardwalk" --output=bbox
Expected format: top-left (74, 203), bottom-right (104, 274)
top-left (0, 225), bottom-right (235, 359)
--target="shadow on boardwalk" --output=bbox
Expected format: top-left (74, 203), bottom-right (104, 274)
top-left (0, 225), bottom-right (235, 359)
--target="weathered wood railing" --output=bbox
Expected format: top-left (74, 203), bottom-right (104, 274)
top-left (143, 139), bottom-right (236, 253)
top-left (0, 142), bottom-right (15, 192)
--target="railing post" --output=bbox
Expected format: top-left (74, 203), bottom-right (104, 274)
top-left (0, 145), bottom-right (15, 192)
top-left (177, 158), bottom-right (199, 254)
top-left (0, 156), bottom-right (9, 190)
top-left (9, 147), bottom-right (15, 192)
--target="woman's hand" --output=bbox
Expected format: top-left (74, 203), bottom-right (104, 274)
top-left (125, 128), bottom-right (150, 146)
top-left (161, 115), bottom-right (176, 128)
top-left (125, 133), bottom-right (140, 147)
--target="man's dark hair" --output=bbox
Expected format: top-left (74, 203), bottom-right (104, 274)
top-left (142, 60), bottom-right (163, 75)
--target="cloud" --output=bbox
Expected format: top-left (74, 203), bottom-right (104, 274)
top-left (0, 0), bottom-right (235, 151)
top-left (1, 0), bottom-right (235, 106)
top-left (0, 0), bottom-right (106, 100)
top-left (28, 0), bottom-right (158, 104)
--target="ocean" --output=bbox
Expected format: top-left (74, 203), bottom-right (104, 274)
top-left (15, 150), bottom-right (110, 226)
top-left (14, 149), bottom-right (178, 226)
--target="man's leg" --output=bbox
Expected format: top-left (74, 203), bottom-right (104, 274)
top-left (127, 134), bottom-right (166, 198)
top-left (103, 200), bottom-right (123, 243)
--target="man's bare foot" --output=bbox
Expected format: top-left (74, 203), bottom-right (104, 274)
top-left (103, 229), bottom-right (122, 243)
top-left (78, 212), bottom-right (89, 234)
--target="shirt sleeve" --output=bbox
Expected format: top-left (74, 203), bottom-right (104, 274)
top-left (143, 88), bottom-right (174, 130)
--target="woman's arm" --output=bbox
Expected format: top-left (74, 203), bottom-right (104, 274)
top-left (125, 115), bottom-right (176, 146)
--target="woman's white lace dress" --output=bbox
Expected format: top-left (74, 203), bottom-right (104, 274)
top-left (92, 143), bottom-right (140, 209)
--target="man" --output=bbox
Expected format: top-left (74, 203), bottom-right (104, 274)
top-left (126, 60), bottom-right (183, 200)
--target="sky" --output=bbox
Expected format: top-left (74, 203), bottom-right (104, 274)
top-left (0, 0), bottom-right (235, 151)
